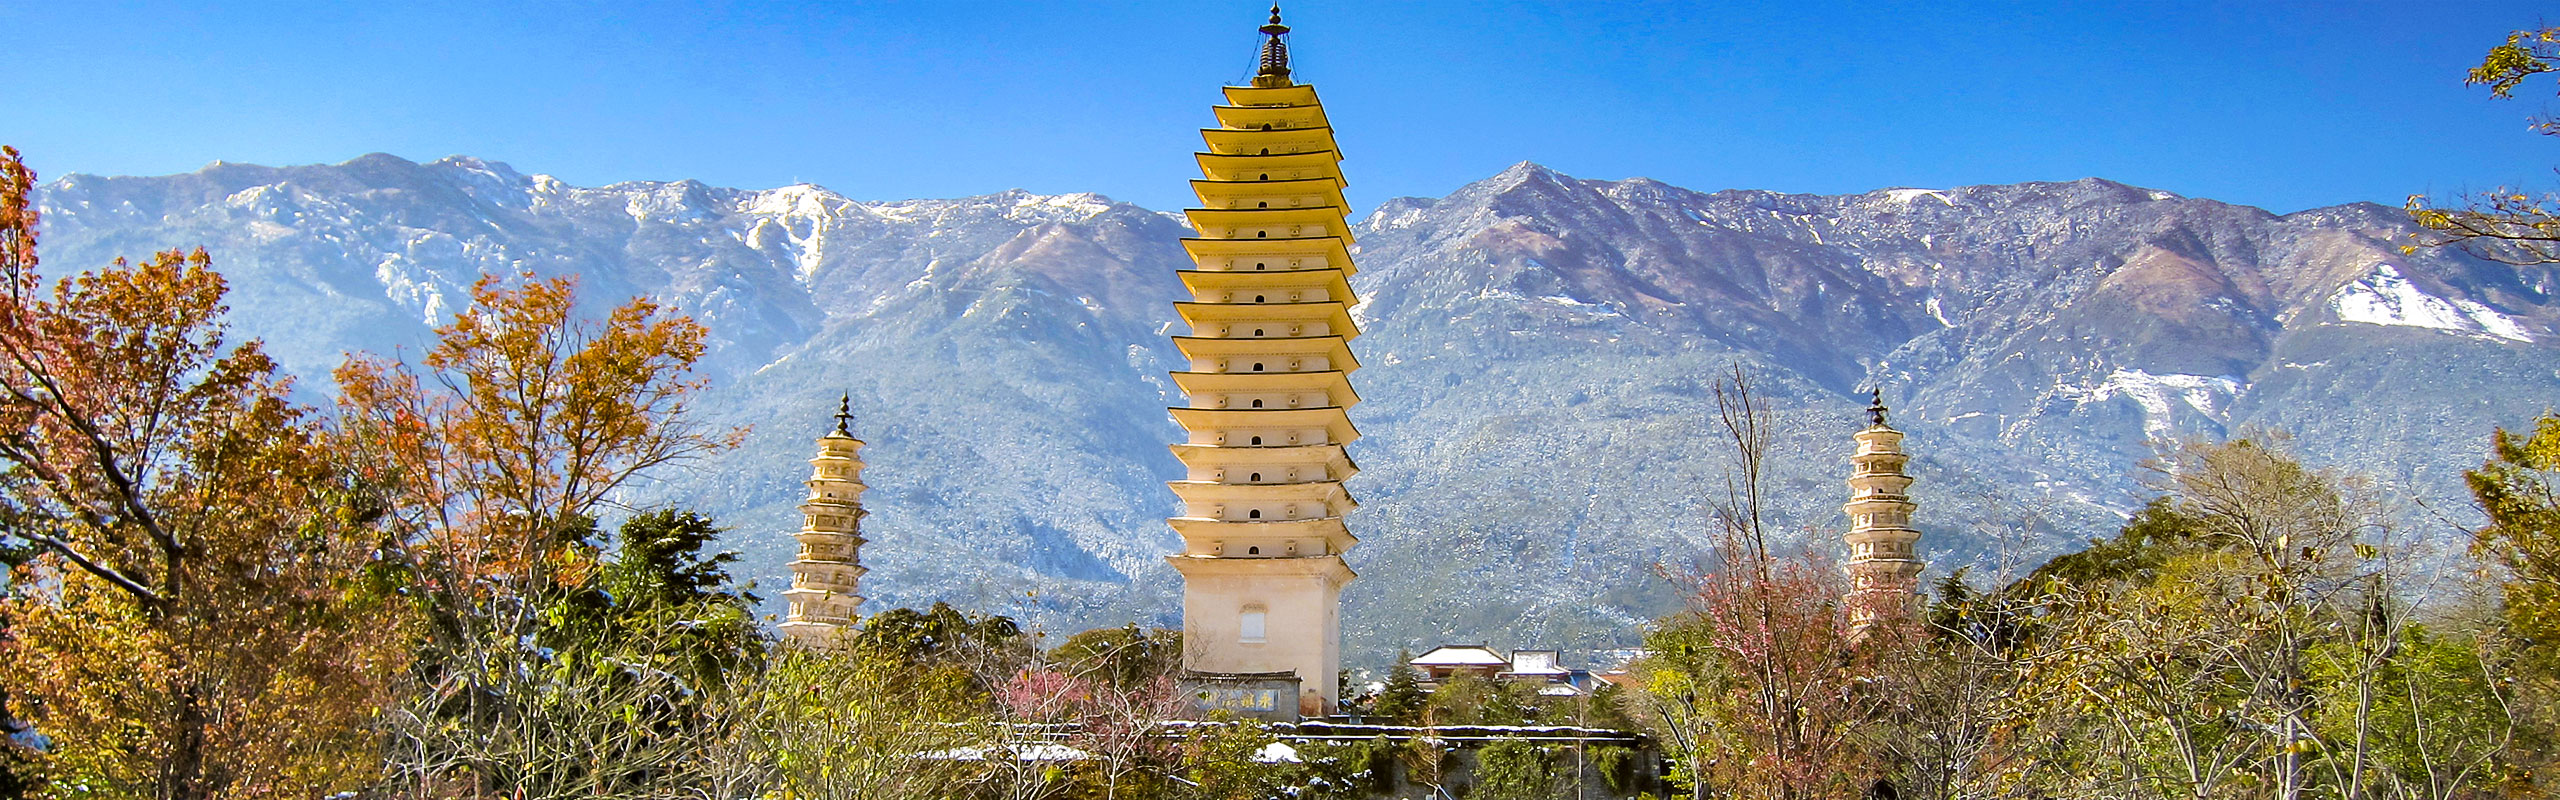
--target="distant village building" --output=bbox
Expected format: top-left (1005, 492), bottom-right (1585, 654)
top-left (1844, 390), bottom-right (1925, 631)
top-left (1162, 6), bottom-right (1365, 717)
top-left (1406, 646), bottom-right (1597, 697)
top-left (779, 396), bottom-right (868, 646)
top-left (1407, 645), bottom-right (1510, 683)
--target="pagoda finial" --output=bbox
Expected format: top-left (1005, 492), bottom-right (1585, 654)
top-left (1253, 4), bottom-right (1293, 87)
top-left (1867, 388), bottom-right (1889, 428)
top-left (833, 393), bottom-right (854, 435)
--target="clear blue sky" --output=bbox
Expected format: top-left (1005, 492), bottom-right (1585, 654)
top-left (6, 1), bottom-right (2557, 214)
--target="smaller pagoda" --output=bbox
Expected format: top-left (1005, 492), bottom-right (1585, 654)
top-left (1844, 390), bottom-right (1925, 632)
top-left (779, 396), bottom-right (868, 646)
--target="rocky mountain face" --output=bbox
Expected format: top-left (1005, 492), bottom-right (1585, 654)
top-left (34, 155), bottom-right (2558, 667)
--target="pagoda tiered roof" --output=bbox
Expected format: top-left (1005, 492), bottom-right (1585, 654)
top-left (1178, 237), bottom-right (1355, 275)
top-left (1168, 515), bottom-right (1359, 555)
top-left (1200, 126), bottom-right (1339, 156)
top-left (1171, 301), bottom-right (1357, 340)
top-left (1169, 370), bottom-right (1360, 406)
top-left (1170, 335), bottom-right (1358, 369)
top-left (1189, 178), bottom-right (1349, 212)
top-left (1167, 406), bottom-right (1359, 445)
top-left (1195, 151), bottom-right (1346, 184)
top-left (1167, 441), bottom-right (1359, 479)
top-left (1175, 269), bottom-right (1354, 305)
top-left (1183, 207), bottom-right (1356, 243)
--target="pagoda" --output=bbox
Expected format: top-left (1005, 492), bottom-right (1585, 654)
top-left (1163, 5), bottom-right (1362, 716)
top-left (1843, 390), bottom-right (1925, 632)
top-left (779, 396), bottom-right (869, 646)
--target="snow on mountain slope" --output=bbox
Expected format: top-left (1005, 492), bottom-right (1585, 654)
top-left (2331, 263), bottom-right (2532, 342)
top-left (33, 155), bottom-right (2560, 665)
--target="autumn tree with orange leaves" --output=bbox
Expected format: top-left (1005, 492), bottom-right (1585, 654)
top-left (334, 271), bottom-right (744, 797)
top-left (0, 146), bottom-right (412, 799)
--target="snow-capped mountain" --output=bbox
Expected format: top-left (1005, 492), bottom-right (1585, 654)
top-left (34, 155), bottom-right (2557, 663)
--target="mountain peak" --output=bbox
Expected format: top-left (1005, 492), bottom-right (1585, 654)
top-left (341, 152), bottom-right (420, 170)
top-left (428, 155), bottom-right (527, 182)
top-left (1494, 160), bottom-right (1566, 182)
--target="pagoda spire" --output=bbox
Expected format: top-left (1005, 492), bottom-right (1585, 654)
top-left (780, 400), bottom-right (869, 646)
top-left (1253, 4), bottom-right (1293, 88)
top-left (1844, 389), bottom-right (1924, 634)
top-left (1165, 19), bottom-right (1359, 717)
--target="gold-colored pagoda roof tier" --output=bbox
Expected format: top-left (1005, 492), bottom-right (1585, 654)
top-left (1223, 84), bottom-right (1320, 106)
top-left (1210, 104), bottom-right (1331, 132)
top-left (1176, 269), bottom-right (1353, 303)
top-left (1179, 237), bottom-right (1355, 275)
top-left (1200, 127), bottom-right (1340, 156)
top-left (1183, 207), bottom-right (1355, 243)
top-left (1190, 178), bottom-right (1349, 212)
top-left (1195, 152), bottom-right (1345, 185)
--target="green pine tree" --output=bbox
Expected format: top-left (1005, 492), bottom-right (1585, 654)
top-left (1372, 650), bottom-right (1426, 723)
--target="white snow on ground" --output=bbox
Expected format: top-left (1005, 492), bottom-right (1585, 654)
top-left (2063, 368), bottom-right (2246, 438)
top-left (1883, 188), bottom-right (1953, 205)
top-left (1924, 295), bottom-right (1954, 327)
top-left (2331, 264), bottom-right (2531, 343)
top-left (1255, 742), bottom-right (1300, 764)
top-left (919, 743), bottom-right (1094, 762)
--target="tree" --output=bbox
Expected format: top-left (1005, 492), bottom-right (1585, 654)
top-left (1417, 674), bottom-right (1541, 727)
top-left (376, 511), bottom-right (764, 800)
top-left (335, 272), bottom-right (741, 798)
top-left (1051, 624), bottom-right (1183, 693)
top-left (1471, 739), bottom-right (1560, 800)
top-left (1371, 650), bottom-right (1426, 724)
top-left (1047, 625), bottom-right (1187, 800)
top-left (2001, 436), bottom-right (2510, 800)
top-left (1861, 574), bottom-right (2061, 800)
top-left (2467, 412), bottom-right (2560, 790)
top-left (1175, 716), bottom-right (1287, 800)
top-left (700, 644), bottom-right (978, 800)
top-left (2407, 26), bottom-right (2560, 263)
top-left (335, 271), bottom-right (736, 588)
top-left (0, 146), bottom-right (410, 799)
top-left (1625, 366), bottom-right (1871, 800)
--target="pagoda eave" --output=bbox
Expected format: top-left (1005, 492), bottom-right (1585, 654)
top-left (1168, 478), bottom-right (1355, 506)
top-left (1168, 406), bottom-right (1360, 443)
top-left (1167, 552), bottom-right (1355, 584)
top-left (1177, 268), bottom-right (1353, 301)
top-left (1171, 335), bottom-right (1359, 369)
top-left (1172, 302), bottom-right (1358, 338)
top-left (1170, 370), bottom-right (1358, 402)
top-left (1221, 84), bottom-right (1321, 105)
top-left (1178, 238), bottom-right (1356, 277)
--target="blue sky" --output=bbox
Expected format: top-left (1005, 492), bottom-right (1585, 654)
top-left (5, 1), bottom-right (2557, 214)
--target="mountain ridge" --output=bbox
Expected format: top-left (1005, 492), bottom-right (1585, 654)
top-left (33, 153), bottom-right (2556, 667)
